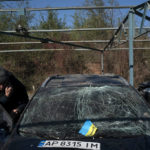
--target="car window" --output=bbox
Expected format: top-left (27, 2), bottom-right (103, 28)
top-left (19, 85), bottom-right (150, 139)
top-left (45, 75), bottom-right (129, 88)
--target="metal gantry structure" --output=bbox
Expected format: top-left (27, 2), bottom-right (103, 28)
top-left (104, 1), bottom-right (150, 85)
top-left (0, 1), bottom-right (150, 86)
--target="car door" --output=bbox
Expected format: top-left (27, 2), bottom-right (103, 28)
top-left (0, 104), bottom-right (13, 147)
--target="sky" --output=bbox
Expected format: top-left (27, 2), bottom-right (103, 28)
top-left (2, 0), bottom-right (147, 8)
top-left (1, 0), bottom-right (149, 27)
top-left (3, 0), bottom-right (146, 7)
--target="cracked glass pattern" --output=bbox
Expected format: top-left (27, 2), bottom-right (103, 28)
top-left (19, 85), bottom-right (150, 139)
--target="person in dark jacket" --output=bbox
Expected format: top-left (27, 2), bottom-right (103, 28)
top-left (0, 67), bottom-right (29, 123)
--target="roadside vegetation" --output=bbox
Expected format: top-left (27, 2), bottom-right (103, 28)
top-left (0, 0), bottom-right (149, 95)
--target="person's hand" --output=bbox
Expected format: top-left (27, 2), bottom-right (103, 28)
top-left (12, 108), bottom-right (19, 114)
top-left (5, 86), bottom-right (12, 97)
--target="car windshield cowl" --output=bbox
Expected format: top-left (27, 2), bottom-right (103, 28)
top-left (19, 85), bottom-right (150, 139)
top-left (18, 130), bottom-right (60, 140)
top-left (18, 126), bottom-right (149, 140)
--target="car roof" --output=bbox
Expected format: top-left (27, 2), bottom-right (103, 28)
top-left (41, 74), bottom-right (129, 88)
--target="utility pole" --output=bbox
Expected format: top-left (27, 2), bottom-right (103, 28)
top-left (128, 9), bottom-right (134, 86)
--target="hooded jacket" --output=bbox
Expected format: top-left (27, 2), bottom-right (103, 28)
top-left (0, 67), bottom-right (29, 115)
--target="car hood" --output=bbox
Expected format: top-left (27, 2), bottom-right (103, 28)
top-left (2, 135), bottom-right (150, 150)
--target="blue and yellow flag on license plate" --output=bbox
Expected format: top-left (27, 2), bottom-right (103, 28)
top-left (79, 120), bottom-right (97, 136)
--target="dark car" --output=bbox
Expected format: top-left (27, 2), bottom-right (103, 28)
top-left (0, 104), bottom-right (13, 147)
top-left (138, 81), bottom-right (150, 103)
top-left (1, 74), bottom-right (150, 150)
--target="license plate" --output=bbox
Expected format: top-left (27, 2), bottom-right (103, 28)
top-left (38, 140), bottom-right (101, 150)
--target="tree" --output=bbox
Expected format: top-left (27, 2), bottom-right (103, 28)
top-left (38, 10), bottom-right (66, 40)
top-left (72, 0), bottom-right (111, 45)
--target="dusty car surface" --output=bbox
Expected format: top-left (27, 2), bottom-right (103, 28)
top-left (1, 74), bottom-right (150, 150)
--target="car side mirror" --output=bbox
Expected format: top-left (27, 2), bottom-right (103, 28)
top-left (0, 105), bottom-right (13, 146)
top-left (137, 81), bottom-right (150, 103)
top-left (0, 122), bottom-right (9, 141)
top-left (0, 105), bottom-right (13, 133)
top-left (142, 88), bottom-right (150, 103)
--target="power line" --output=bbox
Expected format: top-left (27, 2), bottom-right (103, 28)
top-left (4, 28), bottom-right (119, 33)
top-left (3, 27), bottom-right (150, 33)
top-left (0, 6), bottom-right (135, 12)
top-left (110, 48), bottom-right (150, 50)
top-left (0, 49), bottom-right (96, 53)
top-left (0, 31), bottom-right (102, 52)
top-left (0, 39), bottom-right (150, 45)
top-left (0, 47), bottom-right (149, 53)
